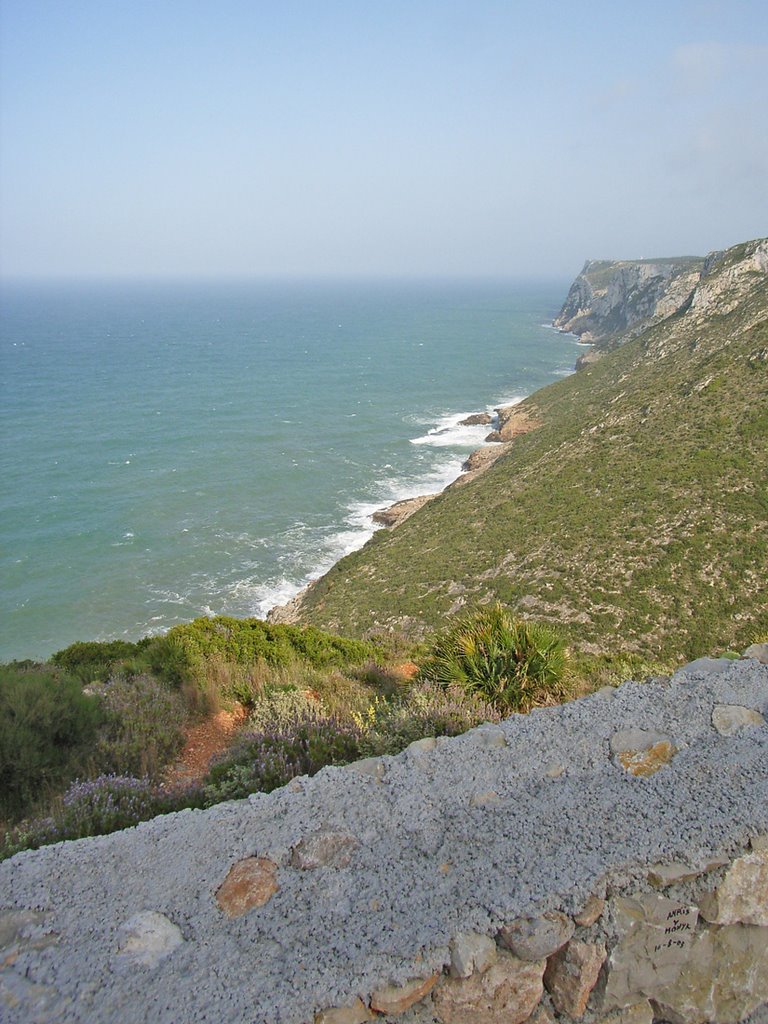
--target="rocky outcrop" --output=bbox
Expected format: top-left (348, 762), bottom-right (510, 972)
top-left (2, 654), bottom-right (767, 1024)
top-left (553, 256), bottom-right (704, 346)
top-left (485, 405), bottom-right (541, 443)
top-left (371, 494), bottom-right (437, 528)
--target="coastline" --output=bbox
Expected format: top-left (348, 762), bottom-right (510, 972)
top-left (266, 395), bottom-right (548, 624)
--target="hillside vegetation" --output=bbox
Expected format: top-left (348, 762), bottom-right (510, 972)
top-left (293, 238), bottom-right (768, 661)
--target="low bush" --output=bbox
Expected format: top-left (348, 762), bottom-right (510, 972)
top-left (1, 775), bottom-right (205, 860)
top-left (203, 704), bottom-right (364, 803)
top-left (418, 604), bottom-right (569, 713)
top-left (356, 683), bottom-right (501, 756)
top-left (95, 674), bottom-right (189, 780)
top-left (0, 665), bottom-right (104, 821)
top-left (143, 616), bottom-right (376, 701)
top-left (51, 638), bottom-right (151, 683)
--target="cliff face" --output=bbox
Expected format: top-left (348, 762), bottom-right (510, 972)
top-left (553, 256), bottom-right (705, 346)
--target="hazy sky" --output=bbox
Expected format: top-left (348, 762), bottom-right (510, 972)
top-left (1, 0), bottom-right (766, 279)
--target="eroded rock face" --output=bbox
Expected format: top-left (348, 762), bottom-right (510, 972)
top-left (433, 950), bottom-right (545, 1024)
top-left (215, 857), bottom-right (279, 917)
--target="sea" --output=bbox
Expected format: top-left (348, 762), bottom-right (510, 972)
top-left (0, 278), bottom-right (579, 663)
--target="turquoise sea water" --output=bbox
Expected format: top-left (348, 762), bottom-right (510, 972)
top-left (0, 279), bottom-right (578, 662)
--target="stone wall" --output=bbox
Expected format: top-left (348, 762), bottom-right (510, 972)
top-left (2, 650), bottom-right (767, 1024)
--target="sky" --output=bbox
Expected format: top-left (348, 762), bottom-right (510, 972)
top-left (0, 0), bottom-right (766, 280)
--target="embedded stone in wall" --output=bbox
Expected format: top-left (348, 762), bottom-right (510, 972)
top-left (743, 642), bottom-right (768, 663)
top-left (711, 704), bottom-right (765, 736)
top-left (369, 974), bottom-right (439, 1015)
top-left (601, 895), bottom-right (698, 1010)
top-left (215, 857), bottom-right (279, 917)
top-left (544, 940), bottom-right (606, 1017)
top-left (650, 924), bottom-right (768, 1024)
top-left (497, 911), bottom-right (574, 960)
top-left (697, 849), bottom-right (768, 926)
top-left (573, 895), bottom-right (605, 926)
top-left (314, 997), bottom-right (374, 1024)
top-left (291, 831), bottom-right (360, 869)
top-left (595, 1000), bottom-right (654, 1024)
top-left (646, 858), bottom-right (728, 888)
top-left (433, 950), bottom-right (546, 1024)
top-left (609, 730), bottom-right (677, 777)
top-left (449, 931), bottom-right (497, 978)
top-left (115, 911), bottom-right (184, 968)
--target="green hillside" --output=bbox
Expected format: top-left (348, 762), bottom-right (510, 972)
top-left (295, 238), bottom-right (768, 661)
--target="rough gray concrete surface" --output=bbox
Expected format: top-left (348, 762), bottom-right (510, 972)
top-left (1, 658), bottom-right (767, 1024)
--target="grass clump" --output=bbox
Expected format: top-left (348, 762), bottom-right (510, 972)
top-left (418, 604), bottom-right (569, 713)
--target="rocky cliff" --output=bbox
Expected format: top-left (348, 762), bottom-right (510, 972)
top-left (553, 256), bottom-right (705, 350)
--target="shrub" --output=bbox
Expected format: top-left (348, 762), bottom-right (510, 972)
top-left (0, 776), bottom-right (206, 860)
top-left (56, 774), bottom-right (166, 839)
top-left (0, 665), bottom-right (104, 821)
top-left (142, 617), bottom-right (376, 704)
top-left (418, 604), bottom-right (569, 713)
top-left (357, 683), bottom-right (501, 756)
top-left (95, 674), bottom-right (188, 780)
top-left (203, 704), bottom-right (364, 803)
top-left (51, 638), bottom-right (151, 683)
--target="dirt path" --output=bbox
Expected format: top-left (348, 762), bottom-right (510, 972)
top-left (163, 704), bottom-right (247, 788)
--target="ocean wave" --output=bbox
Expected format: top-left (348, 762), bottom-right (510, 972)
top-left (409, 409), bottom-right (497, 448)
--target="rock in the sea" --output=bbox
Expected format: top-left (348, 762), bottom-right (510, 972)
top-left (459, 412), bottom-right (493, 426)
top-left (371, 494), bottom-right (436, 528)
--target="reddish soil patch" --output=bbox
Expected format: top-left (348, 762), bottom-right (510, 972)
top-left (163, 704), bottom-right (247, 788)
top-left (396, 661), bottom-right (420, 680)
